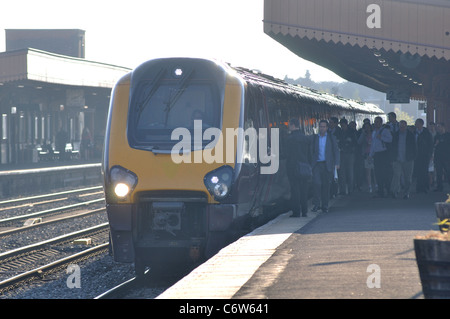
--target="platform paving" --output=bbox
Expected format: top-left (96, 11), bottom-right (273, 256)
top-left (158, 187), bottom-right (446, 299)
top-left (234, 190), bottom-right (443, 299)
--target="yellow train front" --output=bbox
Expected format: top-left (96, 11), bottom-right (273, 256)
top-left (103, 58), bottom-right (263, 275)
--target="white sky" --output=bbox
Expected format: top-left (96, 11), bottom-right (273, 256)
top-left (0, 0), bottom-right (345, 83)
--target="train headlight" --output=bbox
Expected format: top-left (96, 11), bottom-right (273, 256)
top-left (213, 183), bottom-right (228, 198)
top-left (110, 166), bottom-right (138, 199)
top-left (204, 165), bottom-right (233, 201)
top-left (114, 183), bottom-right (130, 198)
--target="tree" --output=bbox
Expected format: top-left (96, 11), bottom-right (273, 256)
top-left (394, 107), bottom-right (414, 125)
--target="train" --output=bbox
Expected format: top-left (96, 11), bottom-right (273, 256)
top-left (102, 57), bottom-right (384, 275)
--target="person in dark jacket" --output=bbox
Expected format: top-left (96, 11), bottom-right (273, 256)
top-left (337, 118), bottom-right (357, 195)
top-left (369, 116), bottom-right (393, 198)
top-left (311, 120), bottom-right (340, 213)
top-left (328, 117), bottom-right (341, 198)
top-left (390, 120), bottom-right (417, 199)
top-left (414, 118), bottom-right (433, 193)
top-left (286, 118), bottom-right (312, 217)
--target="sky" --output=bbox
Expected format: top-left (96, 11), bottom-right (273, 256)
top-left (0, 0), bottom-right (345, 83)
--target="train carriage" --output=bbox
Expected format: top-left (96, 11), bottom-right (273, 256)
top-left (102, 57), bottom-right (384, 275)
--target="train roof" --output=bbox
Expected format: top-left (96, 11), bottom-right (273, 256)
top-left (129, 57), bottom-right (384, 116)
top-left (230, 64), bottom-right (384, 115)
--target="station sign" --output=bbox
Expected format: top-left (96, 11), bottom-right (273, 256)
top-left (386, 88), bottom-right (410, 104)
top-left (66, 88), bottom-right (85, 108)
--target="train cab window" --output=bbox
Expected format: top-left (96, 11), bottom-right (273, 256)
top-left (128, 59), bottom-right (226, 151)
top-left (136, 84), bottom-right (217, 130)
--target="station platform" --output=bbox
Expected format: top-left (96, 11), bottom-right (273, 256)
top-left (0, 160), bottom-right (102, 199)
top-left (158, 187), bottom-right (447, 299)
top-left (0, 159), bottom-right (100, 172)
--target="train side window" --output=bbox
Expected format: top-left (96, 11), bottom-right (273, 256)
top-left (244, 87), bottom-right (258, 130)
top-left (243, 89), bottom-right (259, 164)
top-left (258, 108), bottom-right (266, 130)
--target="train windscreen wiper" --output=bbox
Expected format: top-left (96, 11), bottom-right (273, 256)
top-left (135, 68), bottom-right (166, 122)
top-left (163, 69), bottom-right (194, 126)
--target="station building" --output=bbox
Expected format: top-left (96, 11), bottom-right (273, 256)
top-left (0, 29), bottom-right (130, 165)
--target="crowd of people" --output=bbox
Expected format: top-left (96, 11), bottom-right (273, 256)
top-left (286, 113), bottom-right (450, 217)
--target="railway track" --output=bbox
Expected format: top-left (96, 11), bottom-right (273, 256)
top-left (0, 185), bottom-right (106, 239)
top-left (1, 185), bottom-right (194, 299)
top-left (0, 207), bottom-right (106, 238)
top-left (0, 198), bottom-right (105, 228)
top-left (95, 263), bottom-right (198, 299)
top-left (0, 223), bottom-right (110, 295)
top-left (0, 185), bottom-right (104, 209)
top-left (0, 186), bottom-right (105, 221)
top-left (0, 185), bottom-right (113, 298)
top-left (0, 244), bottom-right (109, 296)
top-left (94, 275), bottom-right (141, 299)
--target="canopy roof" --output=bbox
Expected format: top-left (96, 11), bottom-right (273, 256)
top-left (0, 48), bottom-right (130, 88)
top-left (264, 0), bottom-right (450, 102)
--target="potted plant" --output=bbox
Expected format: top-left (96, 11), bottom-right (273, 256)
top-left (414, 195), bottom-right (450, 299)
top-left (435, 194), bottom-right (450, 232)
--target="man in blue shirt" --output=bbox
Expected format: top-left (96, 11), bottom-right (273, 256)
top-left (311, 120), bottom-right (340, 213)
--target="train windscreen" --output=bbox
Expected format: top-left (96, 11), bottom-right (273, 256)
top-left (127, 59), bottom-right (226, 152)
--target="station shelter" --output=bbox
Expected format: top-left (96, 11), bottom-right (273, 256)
top-left (0, 30), bottom-right (130, 165)
top-left (264, 0), bottom-right (450, 128)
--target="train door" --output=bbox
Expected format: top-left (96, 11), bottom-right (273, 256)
top-left (236, 85), bottom-right (262, 219)
top-left (264, 92), bottom-right (290, 205)
top-left (253, 86), bottom-right (278, 210)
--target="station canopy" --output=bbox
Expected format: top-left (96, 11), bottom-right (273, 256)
top-left (0, 48), bottom-right (130, 89)
top-left (264, 0), bottom-right (450, 105)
